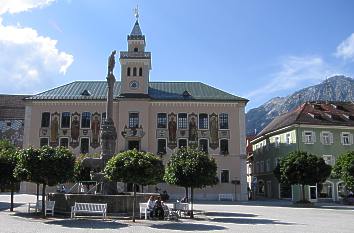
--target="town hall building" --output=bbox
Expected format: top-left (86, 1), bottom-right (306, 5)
top-left (22, 18), bottom-right (249, 201)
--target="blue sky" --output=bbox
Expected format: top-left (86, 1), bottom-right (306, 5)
top-left (1, 0), bottom-right (354, 110)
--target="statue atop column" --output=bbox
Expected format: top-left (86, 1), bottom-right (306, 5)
top-left (101, 50), bottom-right (117, 164)
top-left (82, 50), bottom-right (118, 195)
top-left (107, 50), bottom-right (116, 76)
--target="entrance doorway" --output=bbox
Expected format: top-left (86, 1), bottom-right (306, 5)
top-left (128, 140), bottom-right (140, 151)
top-left (309, 186), bottom-right (318, 202)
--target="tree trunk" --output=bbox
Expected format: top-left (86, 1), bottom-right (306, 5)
top-left (42, 183), bottom-right (46, 217)
top-left (302, 184), bottom-right (306, 202)
top-left (36, 183), bottom-right (39, 202)
top-left (10, 182), bottom-right (14, 212)
top-left (132, 183), bottom-right (136, 222)
top-left (185, 187), bottom-right (189, 202)
top-left (190, 187), bottom-right (194, 219)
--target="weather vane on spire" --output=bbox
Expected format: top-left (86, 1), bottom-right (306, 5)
top-left (134, 5), bottom-right (139, 20)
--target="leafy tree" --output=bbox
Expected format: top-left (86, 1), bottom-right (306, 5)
top-left (15, 146), bottom-right (75, 216)
top-left (333, 151), bottom-right (354, 192)
top-left (104, 149), bottom-right (164, 222)
top-left (274, 151), bottom-right (331, 202)
top-left (0, 140), bottom-right (18, 211)
top-left (164, 147), bottom-right (217, 218)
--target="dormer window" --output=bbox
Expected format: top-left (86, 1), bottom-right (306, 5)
top-left (127, 67), bottom-right (131, 76)
top-left (81, 90), bottom-right (91, 96)
top-left (134, 47), bottom-right (138, 52)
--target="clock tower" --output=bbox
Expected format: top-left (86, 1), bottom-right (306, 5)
top-left (119, 17), bottom-right (151, 96)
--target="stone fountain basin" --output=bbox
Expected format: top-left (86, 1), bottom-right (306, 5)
top-left (48, 193), bottom-right (157, 215)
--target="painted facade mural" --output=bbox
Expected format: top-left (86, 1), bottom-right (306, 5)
top-left (91, 112), bottom-right (101, 148)
top-left (70, 112), bottom-right (80, 148)
top-left (50, 112), bottom-right (59, 146)
top-left (0, 120), bottom-right (24, 148)
top-left (168, 113), bottom-right (177, 149)
top-left (209, 113), bottom-right (219, 149)
top-left (188, 113), bottom-right (198, 144)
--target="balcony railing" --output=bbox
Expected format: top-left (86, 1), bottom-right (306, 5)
top-left (120, 51), bottom-right (151, 59)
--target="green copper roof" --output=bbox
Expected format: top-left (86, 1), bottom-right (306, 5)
top-left (27, 81), bottom-right (248, 102)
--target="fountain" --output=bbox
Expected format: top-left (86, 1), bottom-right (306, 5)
top-left (48, 51), bottom-right (153, 215)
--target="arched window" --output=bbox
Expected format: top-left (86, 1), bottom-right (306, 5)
top-left (133, 67), bottom-right (137, 76)
top-left (127, 67), bottom-right (131, 76)
top-left (139, 67), bottom-right (143, 76)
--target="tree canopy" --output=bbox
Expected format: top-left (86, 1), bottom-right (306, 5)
top-left (274, 151), bottom-right (331, 201)
top-left (164, 147), bottom-right (217, 218)
top-left (0, 140), bottom-right (18, 211)
top-left (0, 140), bottom-right (17, 185)
top-left (15, 146), bottom-right (75, 216)
top-left (104, 149), bottom-right (164, 221)
top-left (333, 151), bottom-right (354, 191)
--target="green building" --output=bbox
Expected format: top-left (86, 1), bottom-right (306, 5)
top-left (251, 101), bottom-right (354, 202)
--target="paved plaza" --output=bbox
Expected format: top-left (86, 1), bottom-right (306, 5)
top-left (0, 194), bottom-right (354, 233)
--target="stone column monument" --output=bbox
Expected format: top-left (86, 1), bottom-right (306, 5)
top-left (83, 50), bottom-right (118, 195)
top-left (101, 50), bottom-right (118, 165)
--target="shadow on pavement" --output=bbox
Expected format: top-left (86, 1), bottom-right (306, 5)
top-left (210, 217), bottom-right (295, 225)
top-left (45, 219), bottom-right (129, 229)
top-left (205, 211), bottom-right (257, 218)
top-left (0, 201), bottom-right (24, 211)
top-left (150, 222), bottom-right (227, 231)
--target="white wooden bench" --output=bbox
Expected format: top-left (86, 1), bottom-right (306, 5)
top-left (139, 203), bottom-right (152, 219)
top-left (71, 202), bottom-right (107, 220)
top-left (28, 200), bottom-right (55, 216)
top-left (218, 193), bottom-right (234, 201)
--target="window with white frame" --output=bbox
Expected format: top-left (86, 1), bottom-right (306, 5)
top-left (178, 138), bottom-right (187, 148)
top-left (129, 112), bottom-right (139, 128)
top-left (61, 112), bottom-right (71, 128)
top-left (81, 112), bottom-right (91, 128)
top-left (303, 131), bottom-right (315, 144)
top-left (40, 137), bottom-right (49, 147)
top-left (80, 138), bottom-right (90, 154)
top-left (199, 113), bottom-right (208, 129)
top-left (219, 113), bottom-right (229, 129)
top-left (157, 113), bottom-right (167, 128)
top-left (341, 132), bottom-right (352, 145)
top-left (274, 136), bottom-right (280, 147)
top-left (199, 139), bottom-right (208, 153)
top-left (260, 161), bottom-right (264, 173)
top-left (157, 139), bottom-right (167, 155)
top-left (220, 139), bottom-right (229, 155)
top-left (220, 170), bottom-right (229, 183)
top-left (286, 133), bottom-right (291, 144)
top-left (59, 138), bottom-right (69, 148)
top-left (322, 155), bottom-right (334, 165)
top-left (178, 113), bottom-right (188, 129)
top-left (321, 131), bottom-right (332, 145)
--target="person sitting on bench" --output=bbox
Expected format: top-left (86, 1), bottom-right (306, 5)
top-left (153, 196), bottom-right (164, 220)
top-left (146, 195), bottom-right (155, 218)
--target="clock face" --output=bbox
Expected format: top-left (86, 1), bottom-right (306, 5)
top-left (129, 81), bottom-right (139, 89)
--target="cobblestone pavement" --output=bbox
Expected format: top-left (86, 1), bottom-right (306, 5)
top-left (1, 194), bottom-right (354, 233)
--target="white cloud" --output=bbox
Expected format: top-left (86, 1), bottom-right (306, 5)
top-left (246, 55), bottom-right (336, 99)
top-left (0, 20), bottom-right (73, 93)
top-left (0, 0), bottom-right (55, 15)
top-left (335, 33), bottom-right (354, 61)
top-left (0, 0), bottom-right (73, 93)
